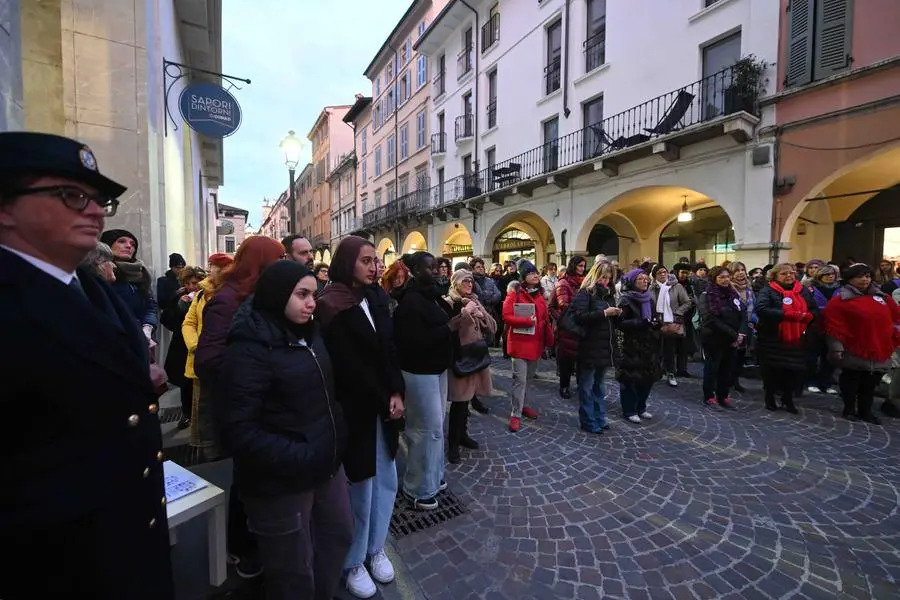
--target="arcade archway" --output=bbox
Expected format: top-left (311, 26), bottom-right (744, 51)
top-left (322, 249), bottom-right (332, 264)
top-left (376, 237), bottom-right (397, 266)
top-left (401, 231), bottom-right (427, 254)
top-left (441, 224), bottom-right (473, 259)
top-left (483, 211), bottom-right (555, 266)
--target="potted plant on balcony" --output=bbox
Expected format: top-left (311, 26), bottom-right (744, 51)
top-left (724, 55), bottom-right (767, 116)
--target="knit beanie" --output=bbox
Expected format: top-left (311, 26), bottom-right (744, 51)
top-left (650, 264), bottom-right (667, 278)
top-left (168, 253), bottom-right (186, 268)
top-left (842, 262), bottom-right (872, 281)
top-left (207, 253), bottom-right (234, 269)
top-left (100, 228), bottom-right (138, 256)
top-left (516, 258), bottom-right (537, 278)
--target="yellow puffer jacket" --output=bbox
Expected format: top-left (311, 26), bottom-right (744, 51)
top-left (182, 278), bottom-right (215, 379)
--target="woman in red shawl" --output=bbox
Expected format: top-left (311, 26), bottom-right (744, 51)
top-left (822, 263), bottom-right (900, 424)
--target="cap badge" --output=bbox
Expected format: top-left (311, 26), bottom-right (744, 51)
top-left (79, 147), bottom-right (98, 171)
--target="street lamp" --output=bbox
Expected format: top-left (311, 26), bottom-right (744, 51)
top-left (280, 130), bottom-right (304, 234)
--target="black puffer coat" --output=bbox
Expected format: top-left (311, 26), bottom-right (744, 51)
top-left (697, 286), bottom-right (748, 350)
top-left (754, 282), bottom-right (817, 372)
top-left (615, 296), bottom-right (662, 384)
top-left (571, 284), bottom-right (616, 369)
top-left (216, 301), bottom-right (347, 498)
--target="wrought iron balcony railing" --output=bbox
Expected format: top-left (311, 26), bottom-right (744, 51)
top-left (455, 114), bottom-right (474, 141)
top-left (487, 100), bottom-right (497, 129)
top-left (432, 69), bottom-right (445, 97)
top-left (481, 13), bottom-right (499, 53)
top-left (361, 185), bottom-right (431, 230)
top-left (457, 44), bottom-right (473, 78)
top-left (431, 132), bottom-right (446, 154)
top-left (544, 57), bottom-right (561, 95)
top-left (584, 30), bottom-right (605, 72)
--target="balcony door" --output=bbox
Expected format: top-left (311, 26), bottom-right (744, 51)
top-left (702, 32), bottom-right (741, 119)
top-left (542, 117), bottom-right (559, 173)
top-left (582, 96), bottom-right (604, 159)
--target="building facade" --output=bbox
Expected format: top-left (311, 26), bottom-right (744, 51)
top-left (342, 94), bottom-right (373, 247)
top-left (0, 0), bottom-right (227, 274)
top-left (360, 0), bottom-right (448, 262)
top-left (771, 0), bottom-right (900, 267)
top-left (258, 193), bottom-right (291, 240)
top-left (328, 151), bottom-right (359, 248)
top-left (296, 162), bottom-right (315, 242)
top-left (216, 203), bottom-right (248, 255)
top-left (308, 106), bottom-right (353, 261)
top-left (353, 0), bottom-right (780, 269)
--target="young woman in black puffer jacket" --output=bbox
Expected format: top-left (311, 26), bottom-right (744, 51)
top-left (697, 266), bottom-right (748, 409)
top-left (216, 261), bottom-right (352, 600)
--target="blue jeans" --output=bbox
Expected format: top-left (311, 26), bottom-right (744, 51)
top-left (577, 364), bottom-right (608, 431)
top-left (345, 420), bottom-right (398, 570)
top-left (620, 381), bottom-right (652, 418)
top-left (401, 370), bottom-right (447, 499)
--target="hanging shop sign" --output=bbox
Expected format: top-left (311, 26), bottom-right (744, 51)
top-left (178, 82), bottom-right (242, 138)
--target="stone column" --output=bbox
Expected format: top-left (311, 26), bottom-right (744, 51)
top-left (20, 0), bottom-right (64, 133)
top-left (0, 0), bottom-right (24, 130)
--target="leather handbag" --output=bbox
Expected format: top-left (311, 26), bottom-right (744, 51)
top-left (660, 322), bottom-right (685, 337)
top-left (453, 338), bottom-right (491, 377)
top-left (557, 306), bottom-right (586, 338)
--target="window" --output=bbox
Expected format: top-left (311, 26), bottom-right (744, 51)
top-left (543, 117), bottom-right (559, 173)
top-left (374, 146), bottom-right (382, 176)
top-left (374, 189), bottom-right (382, 207)
top-left (404, 72), bottom-right (411, 101)
top-left (702, 32), bottom-right (741, 118)
top-left (418, 19), bottom-right (428, 38)
top-left (399, 175), bottom-right (409, 198)
top-left (375, 78), bottom-right (381, 97)
top-left (361, 128), bottom-right (367, 155)
top-left (458, 27), bottom-right (473, 78)
top-left (416, 110), bottom-right (426, 148)
top-left (785, 0), bottom-right (853, 87)
top-left (585, 0), bottom-right (606, 72)
top-left (386, 61), bottom-right (393, 82)
top-left (225, 237), bottom-right (235, 253)
top-left (417, 56), bottom-right (428, 88)
top-left (705, 0), bottom-right (722, 6)
top-left (462, 153), bottom-right (472, 175)
top-left (481, 5), bottom-right (500, 53)
top-left (415, 165), bottom-right (428, 189)
top-left (361, 159), bottom-right (367, 186)
top-left (545, 21), bottom-right (562, 95)
top-left (399, 72), bottom-right (409, 104)
top-left (386, 88), bottom-right (395, 114)
top-left (463, 91), bottom-right (473, 116)
top-left (401, 40), bottom-right (409, 64)
top-left (400, 124), bottom-right (409, 160)
top-left (435, 54), bottom-right (446, 96)
top-left (487, 70), bottom-right (498, 129)
top-left (386, 183), bottom-right (396, 202)
top-left (386, 135), bottom-right (396, 167)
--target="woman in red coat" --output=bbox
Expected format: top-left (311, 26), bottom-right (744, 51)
top-left (551, 256), bottom-right (587, 398)
top-left (503, 259), bottom-right (554, 432)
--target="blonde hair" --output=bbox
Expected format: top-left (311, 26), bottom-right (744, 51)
top-left (580, 260), bottom-right (615, 294)
top-left (767, 262), bottom-right (796, 281)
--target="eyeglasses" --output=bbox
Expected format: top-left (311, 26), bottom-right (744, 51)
top-left (7, 185), bottom-right (119, 216)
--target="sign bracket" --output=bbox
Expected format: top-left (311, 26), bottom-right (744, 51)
top-left (163, 59), bottom-right (251, 137)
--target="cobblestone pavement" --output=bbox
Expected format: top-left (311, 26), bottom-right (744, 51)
top-left (389, 353), bottom-right (900, 600)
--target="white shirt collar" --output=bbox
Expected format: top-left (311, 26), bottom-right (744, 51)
top-left (0, 244), bottom-right (77, 285)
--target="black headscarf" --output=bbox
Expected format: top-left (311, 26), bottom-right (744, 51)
top-left (252, 261), bottom-right (314, 338)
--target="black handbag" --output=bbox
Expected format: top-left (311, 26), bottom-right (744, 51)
top-left (452, 338), bottom-right (491, 377)
top-left (557, 306), bottom-right (586, 338)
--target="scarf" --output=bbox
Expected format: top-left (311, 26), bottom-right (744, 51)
top-left (114, 258), bottom-right (151, 292)
top-left (707, 281), bottom-right (740, 316)
top-left (655, 283), bottom-right (674, 323)
top-left (770, 280), bottom-right (810, 345)
top-left (822, 285), bottom-right (900, 362)
top-left (621, 268), bottom-right (652, 320)
top-left (315, 236), bottom-right (371, 328)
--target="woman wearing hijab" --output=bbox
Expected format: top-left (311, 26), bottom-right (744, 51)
top-left (100, 228), bottom-right (158, 343)
top-left (217, 261), bottom-right (352, 600)
top-left (316, 236), bottom-right (405, 599)
top-left (393, 251), bottom-right (460, 511)
top-left (615, 269), bottom-right (661, 423)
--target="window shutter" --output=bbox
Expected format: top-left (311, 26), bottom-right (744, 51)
top-left (785, 0), bottom-right (814, 87)
top-left (813, 0), bottom-right (853, 80)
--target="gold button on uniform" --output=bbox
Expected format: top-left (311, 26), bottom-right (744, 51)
top-left (156, 451), bottom-right (164, 461)
top-left (148, 403), bottom-right (159, 414)
top-left (127, 414), bottom-right (140, 427)
top-left (142, 467), bottom-right (151, 478)
top-left (161, 496), bottom-right (167, 506)
top-left (148, 518), bottom-right (156, 528)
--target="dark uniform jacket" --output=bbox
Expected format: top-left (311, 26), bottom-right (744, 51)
top-left (0, 247), bottom-right (174, 600)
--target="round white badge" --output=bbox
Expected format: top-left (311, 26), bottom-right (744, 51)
top-left (783, 297), bottom-right (793, 306)
top-left (733, 298), bottom-right (741, 308)
top-left (874, 296), bottom-right (886, 304)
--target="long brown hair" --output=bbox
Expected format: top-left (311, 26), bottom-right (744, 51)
top-left (212, 236), bottom-right (285, 301)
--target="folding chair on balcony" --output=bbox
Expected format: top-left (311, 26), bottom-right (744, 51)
top-left (589, 125), bottom-right (649, 155)
top-left (644, 89), bottom-right (695, 136)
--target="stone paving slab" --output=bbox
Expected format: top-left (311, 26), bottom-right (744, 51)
top-left (389, 355), bottom-right (900, 600)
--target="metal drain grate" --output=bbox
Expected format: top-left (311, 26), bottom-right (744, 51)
top-left (159, 407), bottom-right (183, 424)
top-left (389, 489), bottom-right (467, 538)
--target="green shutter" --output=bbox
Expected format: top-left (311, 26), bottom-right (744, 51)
top-left (813, 0), bottom-right (853, 80)
top-left (785, 0), bottom-right (815, 87)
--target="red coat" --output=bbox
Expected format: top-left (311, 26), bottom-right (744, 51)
top-left (552, 274), bottom-right (583, 359)
top-left (503, 281), bottom-right (554, 361)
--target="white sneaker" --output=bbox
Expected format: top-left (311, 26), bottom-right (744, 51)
top-left (627, 415), bottom-right (642, 424)
top-left (826, 387), bottom-right (839, 395)
top-left (369, 549), bottom-right (395, 584)
top-left (346, 565), bottom-right (377, 598)
top-left (667, 374), bottom-right (678, 387)
top-left (807, 385), bottom-right (822, 394)
top-left (639, 412), bottom-right (653, 420)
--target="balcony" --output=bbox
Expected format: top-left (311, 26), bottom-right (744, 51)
top-left (426, 64), bottom-right (761, 208)
top-left (584, 30), bottom-right (605, 73)
top-left (361, 185), bottom-right (431, 231)
top-left (487, 100), bottom-right (497, 129)
top-left (481, 13), bottom-right (499, 53)
top-left (311, 234), bottom-right (328, 250)
top-left (433, 69), bottom-right (445, 97)
top-left (455, 114), bottom-right (474, 142)
top-left (544, 57), bottom-right (561, 95)
top-left (431, 132), bottom-right (447, 155)
top-left (457, 44), bottom-right (473, 79)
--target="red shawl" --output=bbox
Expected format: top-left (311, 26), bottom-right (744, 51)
top-left (822, 288), bottom-right (900, 362)
top-left (771, 281), bottom-right (812, 345)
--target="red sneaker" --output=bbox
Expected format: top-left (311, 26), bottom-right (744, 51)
top-left (508, 416), bottom-right (521, 432)
top-left (522, 406), bottom-right (539, 420)
top-left (705, 397), bottom-right (718, 407)
top-left (719, 397), bottom-right (735, 409)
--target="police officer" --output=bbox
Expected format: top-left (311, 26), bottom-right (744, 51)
top-left (0, 132), bottom-right (174, 599)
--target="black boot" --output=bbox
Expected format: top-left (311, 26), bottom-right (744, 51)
top-left (765, 392), bottom-right (778, 411)
top-left (781, 393), bottom-right (799, 415)
top-left (459, 402), bottom-right (480, 450)
top-left (447, 402), bottom-right (465, 464)
top-left (470, 395), bottom-right (490, 415)
top-left (559, 386), bottom-right (572, 399)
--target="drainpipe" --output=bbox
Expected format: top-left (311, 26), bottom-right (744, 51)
top-left (562, 0), bottom-right (571, 118)
top-left (388, 44), bottom-right (400, 208)
top-left (346, 119), bottom-right (356, 236)
top-left (771, 131), bottom-right (782, 264)
top-left (461, 0), bottom-right (479, 236)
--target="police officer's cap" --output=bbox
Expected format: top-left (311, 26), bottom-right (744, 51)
top-left (0, 131), bottom-right (126, 198)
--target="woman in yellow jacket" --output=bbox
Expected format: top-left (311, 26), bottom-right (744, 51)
top-left (182, 253), bottom-right (233, 445)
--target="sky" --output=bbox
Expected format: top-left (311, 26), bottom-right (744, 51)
top-left (217, 0), bottom-right (414, 230)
